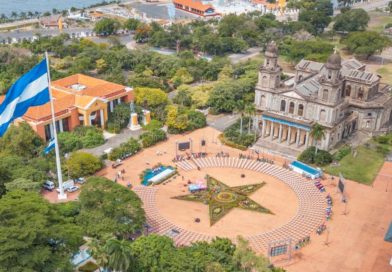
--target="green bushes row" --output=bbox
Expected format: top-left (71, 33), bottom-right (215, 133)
top-left (140, 129), bottom-right (167, 148)
top-left (218, 134), bottom-right (248, 151)
top-left (108, 138), bottom-right (141, 161)
top-left (333, 145), bottom-right (351, 161)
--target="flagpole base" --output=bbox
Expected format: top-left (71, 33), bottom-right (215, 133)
top-left (58, 193), bottom-right (67, 200)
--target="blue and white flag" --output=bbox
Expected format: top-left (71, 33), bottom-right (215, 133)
top-left (44, 138), bottom-right (55, 154)
top-left (0, 59), bottom-right (50, 136)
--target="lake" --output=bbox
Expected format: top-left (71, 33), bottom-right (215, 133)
top-left (0, 0), bottom-right (120, 17)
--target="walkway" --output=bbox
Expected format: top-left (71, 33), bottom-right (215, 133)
top-left (82, 128), bottom-right (142, 156)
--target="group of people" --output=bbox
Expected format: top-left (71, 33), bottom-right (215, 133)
top-left (114, 169), bottom-right (126, 183)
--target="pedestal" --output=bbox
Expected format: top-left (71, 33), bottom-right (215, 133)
top-left (129, 113), bottom-right (141, 131)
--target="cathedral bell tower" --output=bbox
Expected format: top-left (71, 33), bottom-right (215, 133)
top-left (318, 49), bottom-right (343, 104)
top-left (257, 41), bottom-right (282, 90)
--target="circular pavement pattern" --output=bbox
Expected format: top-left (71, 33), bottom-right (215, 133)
top-left (134, 157), bottom-right (325, 253)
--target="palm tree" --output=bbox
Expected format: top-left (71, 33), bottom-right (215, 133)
top-left (235, 101), bottom-right (245, 135)
top-left (87, 238), bottom-right (109, 272)
top-left (105, 238), bottom-right (134, 272)
top-left (11, 11), bottom-right (17, 19)
top-left (310, 123), bottom-right (325, 155)
top-left (244, 104), bottom-right (256, 134)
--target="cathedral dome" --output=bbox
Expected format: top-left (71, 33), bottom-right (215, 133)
top-left (326, 51), bottom-right (341, 69)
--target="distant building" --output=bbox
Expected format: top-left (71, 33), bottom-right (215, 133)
top-left (40, 14), bottom-right (66, 29)
top-left (88, 11), bottom-right (104, 22)
top-left (254, 42), bottom-right (392, 155)
top-left (173, 0), bottom-right (219, 17)
top-left (0, 74), bottom-right (134, 141)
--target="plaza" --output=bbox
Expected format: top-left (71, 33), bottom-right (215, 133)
top-left (96, 126), bottom-right (392, 271)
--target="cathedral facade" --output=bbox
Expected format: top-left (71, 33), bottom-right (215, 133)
top-left (254, 42), bottom-right (392, 154)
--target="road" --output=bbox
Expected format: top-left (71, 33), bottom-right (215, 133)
top-left (228, 47), bottom-right (262, 64)
top-left (207, 114), bottom-right (239, 132)
top-left (334, 0), bottom-right (390, 14)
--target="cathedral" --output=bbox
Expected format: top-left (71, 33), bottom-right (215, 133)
top-left (253, 42), bottom-right (392, 155)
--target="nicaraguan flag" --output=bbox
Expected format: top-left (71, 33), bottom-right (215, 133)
top-left (44, 138), bottom-right (55, 154)
top-left (0, 59), bottom-right (50, 136)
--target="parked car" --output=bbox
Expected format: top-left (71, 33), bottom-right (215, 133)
top-left (74, 177), bottom-right (85, 184)
top-left (66, 185), bottom-right (79, 193)
top-left (42, 180), bottom-right (55, 191)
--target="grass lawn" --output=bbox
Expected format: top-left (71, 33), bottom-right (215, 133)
top-left (376, 64), bottom-right (392, 85)
top-left (367, 11), bottom-right (392, 33)
top-left (324, 145), bottom-right (385, 185)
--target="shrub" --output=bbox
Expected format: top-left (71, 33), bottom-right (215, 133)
top-left (58, 132), bottom-right (83, 153)
top-left (374, 135), bottom-right (390, 144)
top-left (58, 126), bottom-right (104, 153)
top-left (222, 117), bottom-right (256, 148)
top-left (66, 152), bottom-right (103, 179)
top-left (143, 119), bottom-right (163, 131)
top-left (106, 103), bottom-right (131, 133)
top-left (108, 138), bottom-right (141, 161)
top-left (187, 110), bottom-right (207, 131)
top-left (82, 129), bottom-right (105, 148)
top-left (333, 145), bottom-right (351, 161)
top-left (298, 146), bottom-right (333, 166)
top-left (140, 129), bottom-right (167, 148)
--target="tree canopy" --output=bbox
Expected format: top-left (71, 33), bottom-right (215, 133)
top-left (333, 9), bottom-right (370, 32)
top-left (343, 31), bottom-right (390, 59)
top-left (0, 190), bottom-right (83, 271)
top-left (94, 18), bottom-right (121, 35)
top-left (66, 152), bottom-right (103, 179)
top-left (77, 177), bottom-right (146, 239)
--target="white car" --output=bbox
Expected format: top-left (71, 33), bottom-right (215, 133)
top-left (74, 177), bottom-right (85, 184)
top-left (66, 186), bottom-right (79, 193)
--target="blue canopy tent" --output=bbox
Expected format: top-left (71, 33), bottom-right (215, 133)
top-left (384, 221), bottom-right (392, 243)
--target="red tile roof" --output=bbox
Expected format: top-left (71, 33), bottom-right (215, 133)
top-left (173, 0), bottom-right (214, 12)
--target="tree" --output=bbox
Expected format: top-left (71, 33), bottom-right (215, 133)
top-left (173, 89), bottom-right (192, 107)
top-left (77, 177), bottom-right (145, 239)
top-left (5, 178), bottom-right (41, 192)
top-left (105, 238), bottom-right (134, 272)
top-left (244, 104), bottom-right (256, 134)
top-left (171, 67), bottom-right (194, 86)
top-left (0, 190), bottom-right (83, 271)
top-left (94, 18), bottom-right (120, 36)
top-left (166, 105), bottom-right (188, 133)
top-left (96, 58), bottom-right (108, 73)
top-left (124, 18), bottom-right (141, 31)
top-left (298, 0), bottom-right (333, 35)
top-left (87, 238), bottom-right (109, 272)
top-left (66, 152), bottom-right (102, 179)
top-left (58, 131), bottom-right (83, 154)
top-left (343, 31), bottom-right (390, 59)
top-left (333, 9), bottom-right (370, 32)
top-left (0, 122), bottom-right (43, 158)
top-left (310, 123), bottom-right (325, 154)
top-left (388, 1), bottom-right (392, 13)
top-left (233, 236), bottom-right (272, 272)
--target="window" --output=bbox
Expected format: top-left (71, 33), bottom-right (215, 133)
top-left (289, 102), bottom-right (295, 114)
top-left (275, 76), bottom-right (280, 87)
top-left (358, 88), bottom-right (364, 100)
top-left (367, 112), bottom-right (372, 117)
top-left (322, 89), bottom-right (329, 101)
top-left (280, 100), bottom-right (286, 112)
top-left (298, 75), bottom-right (303, 82)
top-left (345, 85), bottom-right (351, 97)
top-left (298, 104), bottom-right (304, 116)
top-left (319, 109), bottom-right (326, 122)
top-left (260, 95), bottom-right (266, 107)
top-left (262, 76), bottom-right (268, 88)
top-left (62, 118), bottom-right (69, 132)
top-left (44, 124), bottom-right (52, 141)
top-left (328, 71), bottom-right (332, 79)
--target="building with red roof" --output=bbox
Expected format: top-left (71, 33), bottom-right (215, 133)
top-left (173, 0), bottom-right (218, 17)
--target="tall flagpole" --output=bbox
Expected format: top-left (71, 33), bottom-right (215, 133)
top-left (45, 51), bottom-right (66, 200)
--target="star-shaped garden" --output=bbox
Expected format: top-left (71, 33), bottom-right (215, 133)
top-left (172, 175), bottom-right (273, 226)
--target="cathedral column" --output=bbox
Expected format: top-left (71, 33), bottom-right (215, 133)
top-left (278, 124), bottom-right (283, 143)
top-left (296, 128), bottom-right (301, 147)
top-left (261, 119), bottom-right (266, 137)
top-left (270, 122), bottom-right (274, 140)
top-left (305, 131), bottom-right (310, 148)
top-left (286, 126), bottom-right (291, 145)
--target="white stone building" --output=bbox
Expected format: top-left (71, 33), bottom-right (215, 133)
top-left (254, 42), bottom-right (392, 155)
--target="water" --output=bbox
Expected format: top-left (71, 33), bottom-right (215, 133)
top-left (0, 0), bottom-right (118, 17)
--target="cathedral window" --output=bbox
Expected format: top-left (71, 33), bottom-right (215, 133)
top-left (319, 109), bottom-right (326, 122)
top-left (262, 76), bottom-right (268, 88)
top-left (289, 102), bottom-right (295, 114)
top-left (260, 95), bottom-right (266, 107)
top-left (280, 100), bottom-right (286, 112)
top-left (322, 89), bottom-right (329, 101)
top-left (345, 85), bottom-right (351, 97)
top-left (298, 104), bottom-right (304, 116)
top-left (358, 88), bottom-right (364, 100)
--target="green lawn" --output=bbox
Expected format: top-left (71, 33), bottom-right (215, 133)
top-left (324, 145), bottom-right (385, 185)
